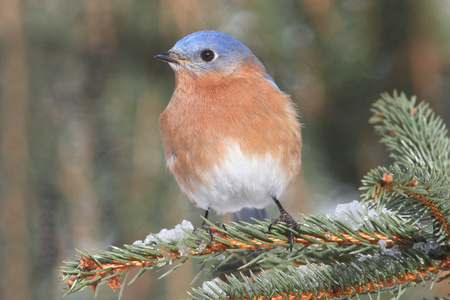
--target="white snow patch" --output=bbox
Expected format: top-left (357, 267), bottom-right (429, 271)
top-left (133, 220), bottom-right (194, 246)
top-left (327, 200), bottom-right (383, 230)
top-left (378, 240), bottom-right (401, 257)
top-left (378, 239), bottom-right (387, 253)
top-left (198, 243), bottom-right (206, 251)
top-left (357, 253), bottom-right (377, 262)
top-left (133, 240), bottom-right (146, 246)
top-left (385, 245), bottom-right (401, 257)
top-left (350, 262), bottom-right (363, 273)
top-left (413, 239), bottom-right (438, 254)
top-left (417, 221), bottom-right (434, 234)
top-left (294, 265), bottom-right (319, 287)
top-left (327, 200), bottom-right (389, 230)
top-left (202, 279), bottom-right (227, 297)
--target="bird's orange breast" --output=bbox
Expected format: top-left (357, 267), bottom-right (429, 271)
top-left (159, 62), bottom-right (302, 199)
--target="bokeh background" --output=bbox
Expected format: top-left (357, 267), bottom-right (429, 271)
top-left (0, 0), bottom-right (449, 299)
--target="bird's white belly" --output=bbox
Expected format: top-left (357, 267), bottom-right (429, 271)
top-left (188, 143), bottom-right (289, 214)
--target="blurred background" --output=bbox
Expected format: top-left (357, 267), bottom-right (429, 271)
top-left (0, 0), bottom-right (449, 299)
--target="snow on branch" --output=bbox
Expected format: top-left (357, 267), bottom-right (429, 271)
top-left (60, 92), bottom-right (450, 299)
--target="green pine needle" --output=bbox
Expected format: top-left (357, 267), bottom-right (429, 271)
top-left (61, 92), bottom-right (450, 299)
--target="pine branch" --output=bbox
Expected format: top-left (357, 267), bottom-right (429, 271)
top-left (362, 92), bottom-right (450, 242)
top-left (361, 164), bottom-right (450, 242)
top-left (369, 92), bottom-right (450, 173)
top-left (61, 209), bottom-right (422, 294)
top-left (60, 92), bottom-right (450, 299)
top-left (192, 248), bottom-right (447, 300)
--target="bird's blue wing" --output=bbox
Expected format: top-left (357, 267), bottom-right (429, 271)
top-left (263, 74), bottom-right (280, 90)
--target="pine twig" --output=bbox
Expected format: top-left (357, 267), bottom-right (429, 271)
top-left (192, 248), bottom-right (450, 300)
top-left (60, 92), bottom-right (450, 299)
top-left (61, 207), bottom-right (423, 295)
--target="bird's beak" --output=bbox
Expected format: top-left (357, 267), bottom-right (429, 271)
top-left (154, 52), bottom-right (180, 64)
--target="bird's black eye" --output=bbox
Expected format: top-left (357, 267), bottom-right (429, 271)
top-left (200, 50), bottom-right (215, 62)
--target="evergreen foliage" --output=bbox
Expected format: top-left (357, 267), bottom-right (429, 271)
top-left (61, 92), bottom-right (450, 299)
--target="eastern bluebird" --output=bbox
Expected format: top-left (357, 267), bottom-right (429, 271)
top-left (155, 30), bottom-right (302, 246)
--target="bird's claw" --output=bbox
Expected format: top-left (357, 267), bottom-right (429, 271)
top-left (268, 210), bottom-right (301, 252)
top-left (195, 222), bottom-right (227, 242)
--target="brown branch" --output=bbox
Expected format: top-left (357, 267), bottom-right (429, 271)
top-left (63, 227), bottom-right (408, 292)
top-left (251, 262), bottom-right (448, 300)
top-left (380, 173), bottom-right (450, 240)
top-left (404, 190), bottom-right (450, 240)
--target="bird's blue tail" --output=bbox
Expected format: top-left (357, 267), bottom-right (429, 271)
top-left (231, 208), bottom-right (267, 224)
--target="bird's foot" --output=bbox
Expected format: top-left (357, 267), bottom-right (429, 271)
top-left (195, 221), bottom-right (227, 242)
top-left (195, 221), bottom-right (214, 242)
top-left (268, 210), bottom-right (301, 252)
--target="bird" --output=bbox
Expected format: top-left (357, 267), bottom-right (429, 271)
top-left (155, 30), bottom-right (302, 248)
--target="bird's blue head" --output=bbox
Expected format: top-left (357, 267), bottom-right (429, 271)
top-left (155, 30), bottom-right (261, 74)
